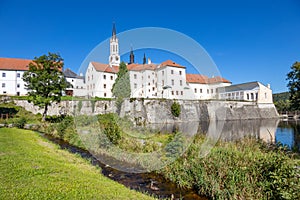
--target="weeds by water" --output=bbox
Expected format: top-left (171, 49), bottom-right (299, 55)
top-left (160, 135), bottom-right (300, 199)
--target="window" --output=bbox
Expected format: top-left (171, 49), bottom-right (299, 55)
top-left (134, 83), bottom-right (137, 89)
top-left (148, 82), bottom-right (150, 86)
top-left (2, 73), bottom-right (6, 77)
top-left (207, 89), bottom-right (209, 94)
top-left (134, 74), bottom-right (137, 79)
top-left (194, 88), bottom-right (197, 93)
top-left (200, 89), bottom-right (203, 93)
top-left (103, 75), bottom-right (106, 79)
top-left (180, 80), bottom-right (182, 86)
top-left (152, 80), bottom-right (154, 84)
top-left (88, 76), bottom-right (90, 81)
top-left (265, 93), bottom-right (267, 99)
top-left (104, 93), bottom-right (107, 97)
top-left (211, 89), bottom-right (213, 94)
top-left (162, 80), bottom-right (164, 85)
top-left (181, 91), bottom-right (183, 95)
top-left (176, 91), bottom-right (179, 95)
top-left (3, 91), bottom-right (6, 94)
top-left (152, 87), bottom-right (155, 91)
top-left (148, 75), bottom-right (150, 79)
top-left (251, 93), bottom-right (254, 100)
top-left (171, 79), bottom-right (174, 86)
top-left (17, 83), bottom-right (20, 88)
top-left (2, 83), bottom-right (5, 88)
top-left (93, 84), bottom-right (95, 89)
top-left (171, 91), bottom-right (174, 95)
top-left (111, 76), bottom-right (113, 80)
top-left (179, 71), bottom-right (182, 75)
top-left (162, 71), bottom-right (164, 76)
top-left (17, 73), bottom-right (20, 78)
top-left (104, 84), bottom-right (106, 89)
top-left (247, 93), bottom-right (249, 100)
top-left (171, 70), bottom-right (174, 74)
top-left (92, 75), bottom-right (93, 80)
top-left (16, 92), bottom-right (20, 96)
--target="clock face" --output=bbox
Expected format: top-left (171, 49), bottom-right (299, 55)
top-left (115, 56), bottom-right (119, 61)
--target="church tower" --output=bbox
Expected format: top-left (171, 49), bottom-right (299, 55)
top-left (109, 23), bottom-right (120, 66)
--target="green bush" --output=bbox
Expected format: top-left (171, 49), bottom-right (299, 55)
top-left (98, 113), bottom-right (121, 145)
top-left (171, 102), bottom-right (181, 117)
top-left (14, 117), bottom-right (27, 128)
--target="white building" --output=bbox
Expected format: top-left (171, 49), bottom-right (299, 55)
top-left (128, 60), bottom-right (191, 99)
top-left (85, 24), bottom-right (234, 100)
top-left (0, 58), bottom-right (30, 96)
top-left (64, 68), bottom-right (87, 97)
top-left (0, 57), bottom-right (86, 97)
top-left (85, 62), bottom-right (118, 98)
top-left (186, 74), bottom-right (232, 100)
top-left (219, 81), bottom-right (273, 103)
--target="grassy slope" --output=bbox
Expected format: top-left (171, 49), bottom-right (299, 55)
top-left (0, 128), bottom-right (154, 200)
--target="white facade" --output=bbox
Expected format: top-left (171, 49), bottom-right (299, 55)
top-left (65, 76), bottom-right (87, 97)
top-left (0, 69), bottom-right (27, 96)
top-left (85, 62), bottom-right (117, 98)
top-left (219, 82), bottom-right (273, 103)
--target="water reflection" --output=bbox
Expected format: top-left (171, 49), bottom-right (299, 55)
top-left (146, 119), bottom-right (300, 152)
top-left (276, 120), bottom-right (300, 152)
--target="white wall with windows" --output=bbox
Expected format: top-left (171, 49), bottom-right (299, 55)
top-left (218, 82), bottom-right (273, 103)
top-left (85, 62), bottom-right (117, 98)
top-left (0, 70), bottom-right (27, 96)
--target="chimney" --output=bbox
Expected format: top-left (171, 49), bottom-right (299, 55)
top-left (148, 58), bottom-right (151, 64)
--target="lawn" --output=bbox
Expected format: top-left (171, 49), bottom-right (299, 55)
top-left (0, 128), bottom-right (154, 200)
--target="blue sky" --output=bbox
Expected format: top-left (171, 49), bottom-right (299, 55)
top-left (0, 0), bottom-right (300, 93)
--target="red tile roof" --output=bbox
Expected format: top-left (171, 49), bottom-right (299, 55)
top-left (129, 63), bottom-right (158, 71)
top-left (91, 62), bottom-right (119, 73)
top-left (208, 76), bottom-right (231, 84)
top-left (160, 60), bottom-right (185, 69)
top-left (186, 74), bottom-right (231, 84)
top-left (186, 74), bottom-right (209, 84)
top-left (0, 57), bottom-right (31, 71)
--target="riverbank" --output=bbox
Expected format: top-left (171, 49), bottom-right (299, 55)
top-left (160, 135), bottom-right (300, 199)
top-left (0, 128), bottom-right (155, 200)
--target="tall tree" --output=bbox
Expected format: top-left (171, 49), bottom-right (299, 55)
top-left (23, 53), bottom-right (69, 121)
top-left (112, 62), bottom-right (131, 112)
top-left (112, 61), bottom-right (131, 98)
top-left (287, 61), bottom-right (300, 111)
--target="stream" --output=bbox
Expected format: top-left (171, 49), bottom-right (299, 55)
top-left (42, 133), bottom-right (206, 200)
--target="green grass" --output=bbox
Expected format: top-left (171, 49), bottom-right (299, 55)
top-left (0, 128), bottom-right (155, 200)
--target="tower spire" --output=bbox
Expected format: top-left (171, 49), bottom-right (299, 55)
top-left (129, 47), bottom-right (135, 64)
top-left (143, 53), bottom-right (146, 64)
top-left (109, 22), bottom-right (120, 66)
top-left (112, 22), bottom-right (116, 39)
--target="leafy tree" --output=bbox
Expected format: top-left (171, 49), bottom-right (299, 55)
top-left (23, 53), bottom-right (69, 121)
top-left (112, 61), bottom-right (131, 112)
top-left (287, 61), bottom-right (300, 111)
